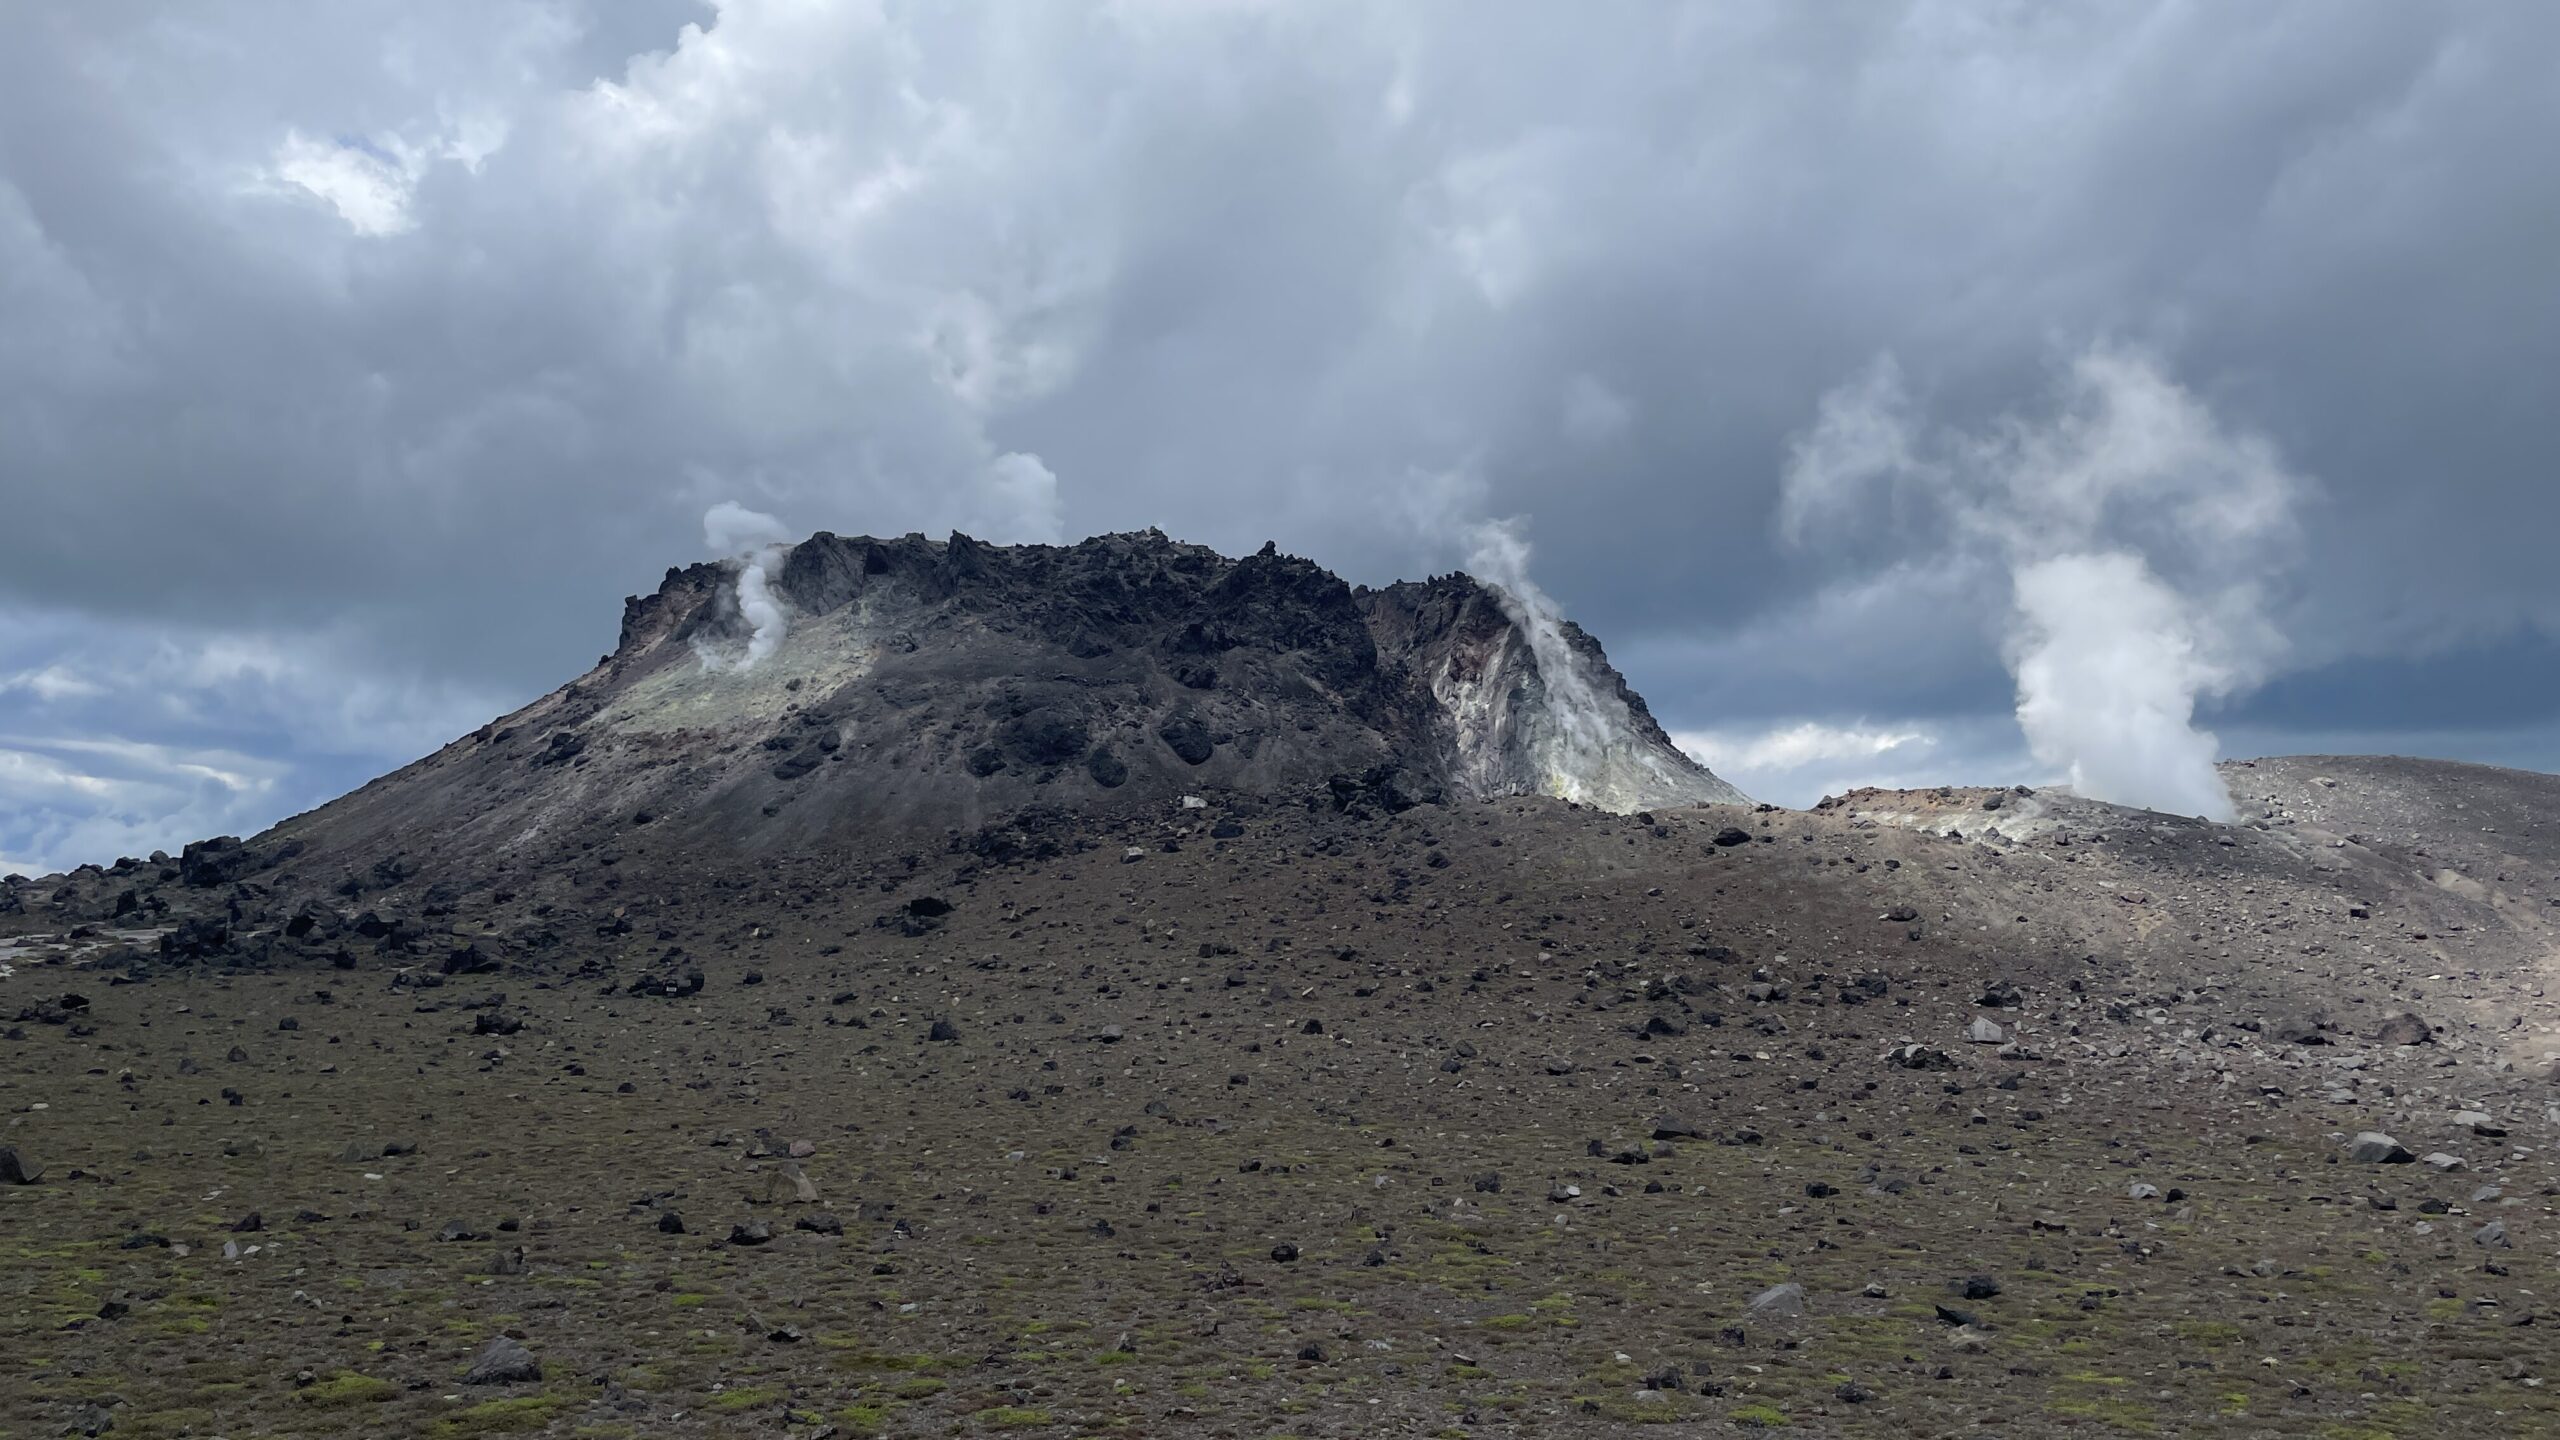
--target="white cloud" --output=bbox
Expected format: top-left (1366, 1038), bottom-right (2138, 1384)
top-left (267, 132), bottom-right (421, 236)
top-left (1678, 720), bottom-right (1932, 776)
top-left (0, 733), bottom-right (287, 875)
top-left (0, 606), bottom-right (514, 872)
top-left (259, 115), bottom-right (509, 236)
top-left (0, 664), bottom-right (105, 702)
top-left (1673, 717), bottom-right (2037, 809)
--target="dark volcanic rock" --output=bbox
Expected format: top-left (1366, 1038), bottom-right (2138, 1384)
top-left (1085, 746), bottom-right (1130, 788)
top-left (1157, 711), bottom-right (1216, 766)
top-left (2373, 1012), bottom-right (2432, 1046)
top-left (220, 529), bottom-right (1742, 888)
top-left (179, 836), bottom-right (256, 887)
top-left (999, 711), bottom-right (1090, 767)
top-left (2269, 1014), bottom-right (2332, 1046)
top-left (628, 968), bottom-right (705, 999)
top-left (158, 916), bottom-right (233, 961)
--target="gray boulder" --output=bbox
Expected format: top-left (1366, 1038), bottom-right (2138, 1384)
top-left (2347, 1132), bottom-right (2414, 1164)
top-left (1748, 1282), bottom-right (1807, 1319)
top-left (463, 1335), bottom-right (542, 1385)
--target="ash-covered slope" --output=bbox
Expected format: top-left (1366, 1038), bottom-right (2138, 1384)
top-left (259, 529), bottom-right (1741, 877)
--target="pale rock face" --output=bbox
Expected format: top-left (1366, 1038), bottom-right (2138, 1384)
top-left (1419, 620), bottom-right (1744, 811)
top-left (1360, 571), bottom-right (1745, 812)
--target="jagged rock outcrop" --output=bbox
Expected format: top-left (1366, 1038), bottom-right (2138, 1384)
top-left (248, 529), bottom-right (1743, 878)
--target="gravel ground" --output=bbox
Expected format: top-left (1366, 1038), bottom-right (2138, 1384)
top-left (5, 761), bottom-right (2557, 1438)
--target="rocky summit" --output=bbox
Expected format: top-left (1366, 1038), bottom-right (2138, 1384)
top-left (253, 530), bottom-right (1740, 886)
top-left (3, 538), bottom-right (2559, 1439)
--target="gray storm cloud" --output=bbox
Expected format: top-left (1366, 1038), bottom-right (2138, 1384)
top-left (4, 2), bottom-right (2555, 870)
top-left (1780, 346), bottom-right (2307, 819)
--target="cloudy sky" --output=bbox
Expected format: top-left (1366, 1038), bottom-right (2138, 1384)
top-left (5, 1), bottom-right (2556, 871)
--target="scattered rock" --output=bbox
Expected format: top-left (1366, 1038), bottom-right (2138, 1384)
top-left (2374, 1013), bottom-right (2432, 1046)
top-left (2269, 1014), bottom-right (2331, 1046)
top-left (1157, 712), bottom-right (1215, 765)
top-left (1747, 1282), bottom-right (1806, 1318)
top-left (2348, 1132), bottom-right (2414, 1164)
top-left (463, 1335), bottom-right (542, 1385)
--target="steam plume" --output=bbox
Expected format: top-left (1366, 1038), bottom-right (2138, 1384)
top-left (699, 501), bottom-right (793, 671)
top-left (1780, 345), bottom-right (2305, 819)
top-left (1464, 515), bottom-right (1700, 806)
